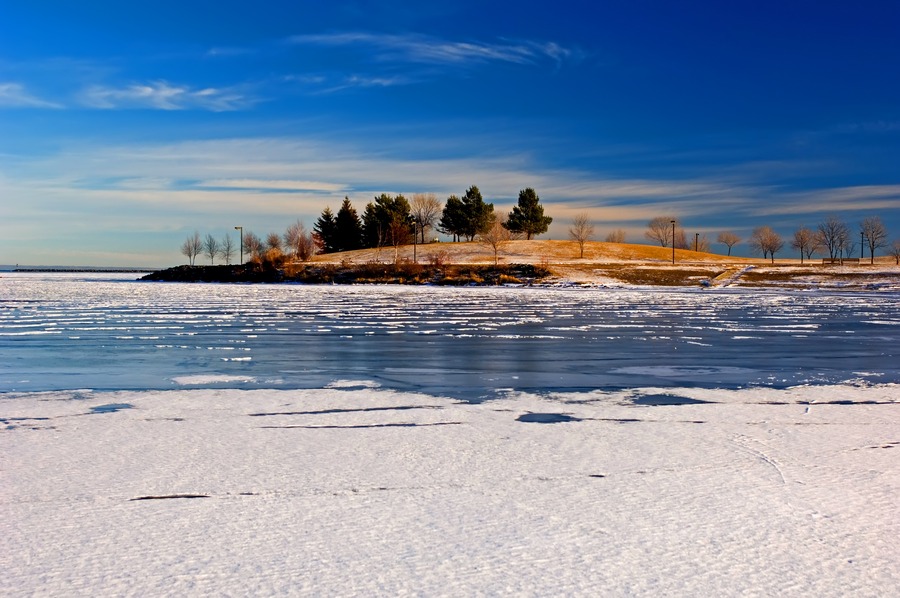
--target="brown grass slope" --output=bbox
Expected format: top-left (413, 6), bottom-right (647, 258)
top-left (308, 240), bottom-right (900, 289)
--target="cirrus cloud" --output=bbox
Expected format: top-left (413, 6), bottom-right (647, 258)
top-left (288, 32), bottom-right (576, 68)
top-left (78, 81), bottom-right (259, 111)
top-left (0, 82), bottom-right (63, 109)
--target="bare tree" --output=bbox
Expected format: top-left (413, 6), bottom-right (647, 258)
top-left (242, 231), bottom-right (263, 263)
top-left (605, 229), bottom-right (626, 243)
top-left (817, 215), bottom-right (849, 261)
top-left (284, 220), bottom-right (303, 257)
top-left (410, 193), bottom-right (442, 244)
top-left (264, 232), bottom-right (285, 264)
top-left (180, 231), bottom-right (202, 266)
top-left (568, 212), bottom-right (595, 258)
top-left (839, 233), bottom-right (856, 261)
top-left (695, 234), bottom-right (710, 253)
top-left (284, 220), bottom-right (315, 262)
top-left (220, 234), bottom-right (235, 265)
top-left (265, 232), bottom-right (282, 253)
top-left (645, 217), bottom-right (677, 247)
top-left (674, 228), bottom-right (689, 250)
top-left (790, 226), bottom-right (818, 264)
top-left (478, 212), bottom-right (514, 265)
top-left (386, 213), bottom-right (413, 264)
top-left (202, 234), bottom-right (220, 265)
top-left (717, 231), bottom-right (741, 256)
top-left (890, 239), bottom-right (900, 265)
top-left (861, 216), bottom-right (888, 264)
top-left (749, 226), bottom-right (784, 263)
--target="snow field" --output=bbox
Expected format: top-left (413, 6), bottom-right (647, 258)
top-left (2, 384), bottom-right (898, 596)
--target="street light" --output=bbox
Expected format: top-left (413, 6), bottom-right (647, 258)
top-left (671, 220), bottom-right (676, 264)
top-left (234, 226), bottom-right (243, 264)
top-left (861, 231), bottom-right (865, 260)
top-left (412, 217), bottom-right (418, 264)
top-left (695, 232), bottom-right (699, 252)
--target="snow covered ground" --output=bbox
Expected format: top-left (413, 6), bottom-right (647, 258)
top-left (2, 273), bottom-right (898, 595)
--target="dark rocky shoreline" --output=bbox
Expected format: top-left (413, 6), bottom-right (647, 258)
top-left (141, 263), bottom-right (551, 285)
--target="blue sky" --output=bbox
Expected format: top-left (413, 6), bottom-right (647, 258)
top-left (1, 0), bottom-right (899, 266)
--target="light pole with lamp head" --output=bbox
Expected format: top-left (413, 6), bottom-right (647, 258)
top-left (234, 226), bottom-right (243, 264)
top-left (671, 220), bottom-right (676, 264)
top-left (412, 217), bottom-right (418, 264)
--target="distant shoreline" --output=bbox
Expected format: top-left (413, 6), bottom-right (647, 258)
top-left (10, 267), bottom-right (157, 273)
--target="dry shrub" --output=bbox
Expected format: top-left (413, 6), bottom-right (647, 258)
top-left (539, 255), bottom-right (551, 271)
top-left (497, 274), bottom-right (522, 285)
top-left (428, 250), bottom-right (451, 268)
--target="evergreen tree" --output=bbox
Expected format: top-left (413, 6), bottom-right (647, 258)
top-left (314, 207), bottom-right (338, 253)
top-left (459, 185), bottom-right (493, 241)
top-left (362, 194), bottom-right (413, 249)
top-left (438, 194), bottom-right (466, 242)
top-left (382, 194), bottom-right (413, 249)
top-left (334, 197), bottom-right (363, 252)
top-left (361, 202), bottom-right (381, 248)
top-left (504, 188), bottom-right (552, 239)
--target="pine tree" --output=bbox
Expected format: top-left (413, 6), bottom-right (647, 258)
top-left (504, 188), bottom-right (552, 240)
top-left (362, 194), bottom-right (413, 249)
top-left (438, 195), bottom-right (465, 242)
top-left (460, 185), bottom-right (493, 241)
top-left (334, 197), bottom-right (363, 252)
top-left (314, 207), bottom-right (338, 253)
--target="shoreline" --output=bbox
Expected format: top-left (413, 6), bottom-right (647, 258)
top-left (139, 261), bottom-right (900, 291)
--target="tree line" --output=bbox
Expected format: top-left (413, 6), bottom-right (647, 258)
top-left (643, 215), bottom-right (897, 264)
top-left (181, 186), bottom-right (553, 265)
top-left (314, 186), bottom-right (552, 253)
top-left (180, 193), bottom-right (899, 266)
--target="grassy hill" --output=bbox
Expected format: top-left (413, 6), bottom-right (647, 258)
top-left (305, 240), bottom-right (899, 290)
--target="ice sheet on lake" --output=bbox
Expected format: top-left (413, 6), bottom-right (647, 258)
top-left (2, 273), bottom-right (898, 396)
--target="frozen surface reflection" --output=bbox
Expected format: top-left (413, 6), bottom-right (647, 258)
top-left (1, 273), bottom-right (898, 399)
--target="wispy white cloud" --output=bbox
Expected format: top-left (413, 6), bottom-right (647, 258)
top-left (78, 81), bottom-right (258, 111)
top-left (0, 136), bottom-right (775, 235)
top-left (205, 46), bottom-right (257, 58)
top-left (0, 82), bottom-right (63, 109)
top-left (323, 74), bottom-right (413, 93)
top-left (750, 185), bottom-right (900, 217)
top-left (289, 32), bottom-right (574, 67)
top-left (831, 121), bottom-right (900, 135)
top-left (197, 178), bottom-right (348, 192)
top-left (283, 72), bottom-right (414, 93)
top-left (3, 134), bottom-right (898, 266)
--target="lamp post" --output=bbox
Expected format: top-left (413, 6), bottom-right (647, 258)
top-left (861, 231), bottom-right (865, 260)
top-left (412, 217), bottom-right (418, 264)
top-left (695, 232), bottom-right (699, 252)
top-left (671, 220), bottom-right (676, 264)
top-left (234, 226), bottom-right (243, 264)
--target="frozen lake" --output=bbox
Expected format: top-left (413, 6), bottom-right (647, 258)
top-left (2, 273), bottom-right (898, 595)
top-left (2, 272), bottom-right (898, 396)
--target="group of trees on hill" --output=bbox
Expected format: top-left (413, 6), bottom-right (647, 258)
top-left (180, 190), bottom-right (898, 266)
top-left (181, 186), bottom-right (554, 265)
top-left (643, 214), bottom-right (896, 264)
top-left (313, 186), bottom-right (552, 257)
top-left (644, 217), bottom-right (713, 253)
